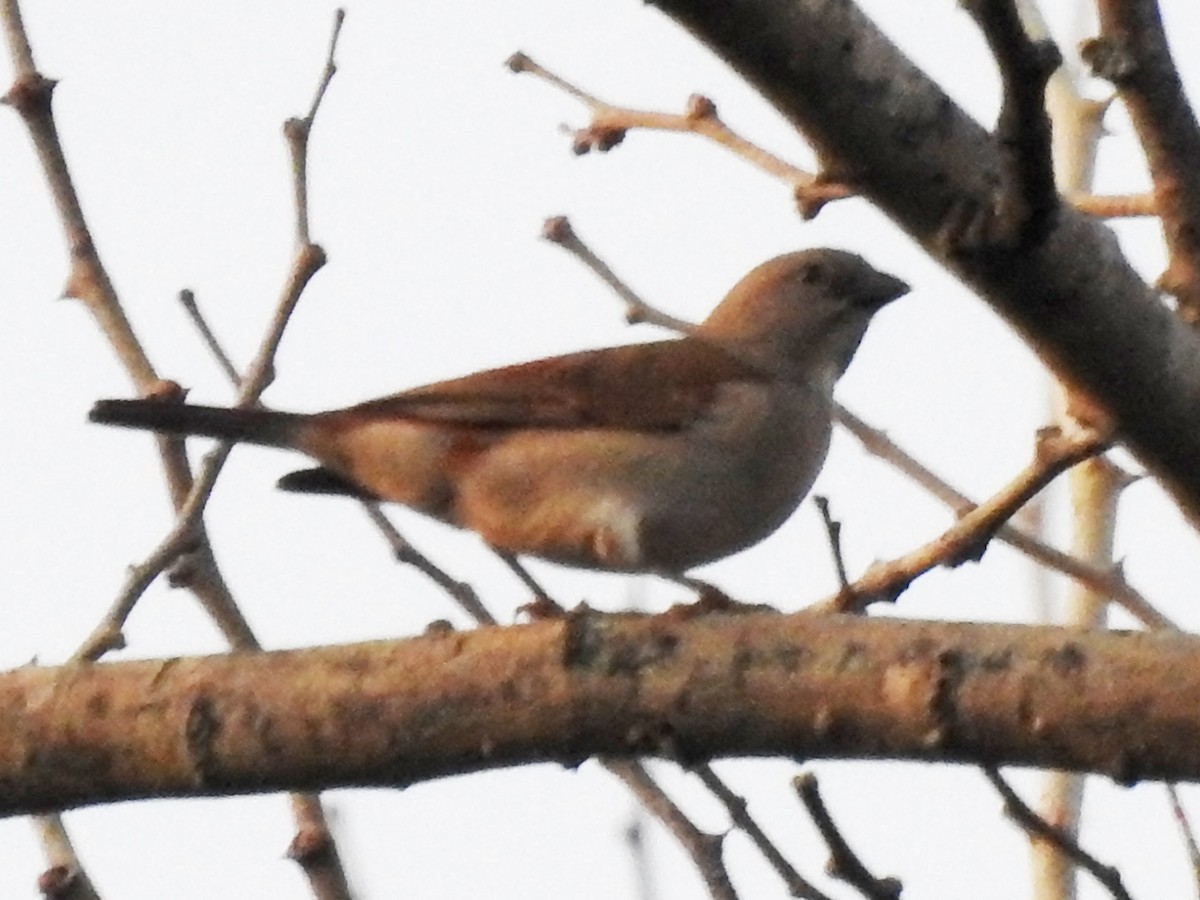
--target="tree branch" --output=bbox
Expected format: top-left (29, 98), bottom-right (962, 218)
top-left (984, 766), bottom-right (1131, 900)
top-left (8, 612), bottom-right (1200, 815)
top-left (645, 0), bottom-right (1200, 532)
top-left (1087, 1), bottom-right (1200, 324)
top-left (792, 772), bottom-right (901, 900)
top-left (813, 425), bottom-right (1108, 614)
top-left (961, 0), bottom-right (1061, 248)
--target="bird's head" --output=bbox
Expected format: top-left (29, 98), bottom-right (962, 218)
top-left (698, 248), bottom-right (908, 384)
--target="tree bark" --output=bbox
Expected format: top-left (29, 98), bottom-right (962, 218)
top-left (647, 0), bottom-right (1200, 531)
top-left (5, 611), bottom-right (1200, 816)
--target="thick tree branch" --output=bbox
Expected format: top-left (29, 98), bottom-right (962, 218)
top-left (646, 0), bottom-right (1200, 533)
top-left (961, 0), bottom-right (1061, 248)
top-left (8, 613), bottom-right (1200, 815)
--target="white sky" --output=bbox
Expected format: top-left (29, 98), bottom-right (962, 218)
top-left (2, 2), bottom-right (1199, 898)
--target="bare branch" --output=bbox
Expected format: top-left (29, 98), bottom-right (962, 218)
top-left (178, 290), bottom-right (242, 387)
top-left (1, 0), bottom-right (194, 509)
top-left (813, 426), bottom-right (1108, 614)
top-left (834, 405), bottom-right (1173, 630)
top-left (647, 0), bottom-right (1200, 532)
top-left (1068, 192), bottom-right (1156, 218)
top-left (694, 764), bottom-right (835, 900)
top-left (984, 767), bottom-right (1132, 900)
top-left (792, 772), bottom-right (901, 900)
top-left (960, 0), bottom-right (1062, 248)
top-left (812, 496), bottom-right (852, 600)
top-left (12, 614), bottom-right (1200, 814)
top-left (1087, 1), bottom-right (1200, 324)
top-left (361, 503), bottom-right (499, 627)
top-left (509, 51), bottom-right (851, 218)
top-left (33, 814), bottom-right (101, 900)
top-left (541, 216), bottom-right (698, 334)
top-left (1166, 784), bottom-right (1200, 897)
top-left (286, 8), bottom-right (345, 245)
top-left (287, 793), bottom-right (353, 900)
top-left (610, 761), bottom-right (738, 900)
top-left (74, 4), bottom-right (340, 657)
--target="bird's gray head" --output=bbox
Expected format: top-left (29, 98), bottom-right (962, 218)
top-left (698, 248), bottom-right (908, 382)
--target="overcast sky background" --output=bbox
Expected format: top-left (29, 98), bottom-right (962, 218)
top-left (3, 2), bottom-right (1200, 898)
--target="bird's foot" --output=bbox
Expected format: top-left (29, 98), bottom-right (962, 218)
top-left (663, 575), bottom-right (774, 620)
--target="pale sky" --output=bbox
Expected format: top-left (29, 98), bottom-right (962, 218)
top-left (2, 2), bottom-right (1199, 898)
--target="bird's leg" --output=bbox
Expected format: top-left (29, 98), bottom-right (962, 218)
top-left (496, 550), bottom-right (566, 618)
top-left (667, 573), bottom-right (736, 611)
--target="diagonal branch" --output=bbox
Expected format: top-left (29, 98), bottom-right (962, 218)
top-left (811, 425), bottom-right (1109, 614)
top-left (984, 767), bottom-right (1132, 900)
top-left (960, 0), bottom-right (1062, 248)
top-left (508, 51), bottom-right (849, 218)
top-left (1087, 1), bottom-right (1200, 325)
top-left (646, 0), bottom-right (1200, 534)
top-left (793, 773), bottom-right (901, 900)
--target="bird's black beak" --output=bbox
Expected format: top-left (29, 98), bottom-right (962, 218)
top-left (866, 271), bottom-right (910, 309)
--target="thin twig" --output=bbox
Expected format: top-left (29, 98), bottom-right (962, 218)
top-left (71, 6), bottom-right (342, 659)
top-left (287, 793), bottom-right (352, 900)
top-left (793, 773), bottom-right (902, 900)
top-left (624, 815), bottom-right (657, 900)
top-left (813, 425), bottom-right (1108, 614)
top-left (694, 765), bottom-right (835, 900)
top-left (834, 404), bottom-right (1174, 630)
top-left (609, 760), bottom-right (739, 900)
top-left (542, 216), bottom-right (697, 333)
top-left (1, 0), bottom-right (193, 504)
top-left (984, 767), bottom-right (1132, 900)
top-left (286, 8), bottom-right (344, 245)
top-left (72, 242), bottom-right (326, 661)
top-left (812, 496), bottom-right (851, 597)
top-left (1166, 784), bottom-right (1200, 897)
top-left (1069, 192), bottom-right (1156, 218)
top-left (496, 551), bottom-right (566, 618)
top-left (360, 503), bottom-right (499, 626)
top-left (178, 289), bottom-right (242, 386)
top-left (511, 51), bottom-right (1147, 224)
top-left (509, 51), bottom-right (850, 219)
top-left (33, 814), bottom-right (101, 900)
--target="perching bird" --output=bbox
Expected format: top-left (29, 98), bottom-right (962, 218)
top-left (90, 249), bottom-right (906, 574)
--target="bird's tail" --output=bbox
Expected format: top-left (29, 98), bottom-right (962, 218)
top-left (89, 399), bottom-right (306, 448)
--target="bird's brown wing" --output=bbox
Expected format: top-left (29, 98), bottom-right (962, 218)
top-left (329, 338), bottom-right (766, 432)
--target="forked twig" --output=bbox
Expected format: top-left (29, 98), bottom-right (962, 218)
top-left (984, 767), bottom-right (1131, 900)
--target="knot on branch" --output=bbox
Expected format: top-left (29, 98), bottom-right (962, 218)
top-left (2, 71), bottom-right (56, 118)
top-left (1080, 37), bottom-right (1140, 86)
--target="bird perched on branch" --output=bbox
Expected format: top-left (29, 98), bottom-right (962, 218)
top-left (90, 249), bottom-right (906, 574)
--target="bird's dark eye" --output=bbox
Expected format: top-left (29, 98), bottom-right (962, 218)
top-left (798, 261), bottom-right (826, 284)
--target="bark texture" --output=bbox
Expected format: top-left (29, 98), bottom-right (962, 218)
top-left (5, 612), bottom-right (1200, 815)
top-left (648, 0), bottom-right (1200, 530)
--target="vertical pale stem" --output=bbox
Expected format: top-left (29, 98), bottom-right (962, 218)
top-left (1016, 4), bottom-right (1115, 900)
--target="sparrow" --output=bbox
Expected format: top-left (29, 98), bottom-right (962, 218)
top-left (90, 249), bottom-right (907, 574)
